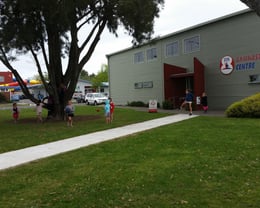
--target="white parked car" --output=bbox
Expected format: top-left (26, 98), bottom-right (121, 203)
top-left (84, 93), bottom-right (108, 105)
top-left (73, 90), bottom-right (83, 100)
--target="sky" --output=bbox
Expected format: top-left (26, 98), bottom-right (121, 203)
top-left (0, 0), bottom-right (248, 79)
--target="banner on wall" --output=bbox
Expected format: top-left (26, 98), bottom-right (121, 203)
top-left (220, 53), bottom-right (259, 75)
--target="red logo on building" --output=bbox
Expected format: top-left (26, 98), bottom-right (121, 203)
top-left (220, 56), bottom-right (234, 75)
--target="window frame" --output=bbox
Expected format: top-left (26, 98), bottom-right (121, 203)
top-left (165, 41), bottom-right (179, 57)
top-left (134, 51), bottom-right (145, 64)
top-left (183, 35), bottom-right (200, 54)
top-left (146, 47), bottom-right (157, 61)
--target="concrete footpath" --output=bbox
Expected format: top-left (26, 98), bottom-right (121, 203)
top-left (0, 114), bottom-right (197, 171)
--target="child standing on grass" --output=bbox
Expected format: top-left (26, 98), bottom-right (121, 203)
top-left (36, 100), bottom-right (43, 122)
top-left (64, 100), bottom-right (74, 127)
top-left (109, 97), bottom-right (115, 123)
top-left (104, 99), bottom-right (110, 124)
top-left (12, 102), bottom-right (19, 123)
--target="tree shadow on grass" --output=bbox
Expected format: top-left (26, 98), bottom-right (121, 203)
top-left (7, 115), bottom-right (103, 124)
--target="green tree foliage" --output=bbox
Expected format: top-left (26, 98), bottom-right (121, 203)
top-left (80, 70), bottom-right (89, 80)
top-left (33, 72), bottom-right (49, 82)
top-left (241, 0), bottom-right (260, 16)
top-left (80, 69), bottom-right (96, 80)
top-left (91, 64), bottom-right (108, 90)
top-left (0, 93), bottom-right (7, 103)
top-left (0, 0), bottom-right (164, 119)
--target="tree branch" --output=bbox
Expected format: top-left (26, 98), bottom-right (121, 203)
top-left (63, 8), bottom-right (81, 100)
top-left (28, 46), bottom-right (50, 94)
top-left (78, 18), bottom-right (102, 54)
top-left (40, 39), bottom-right (50, 72)
top-left (0, 46), bottom-right (37, 102)
top-left (79, 19), bottom-right (107, 69)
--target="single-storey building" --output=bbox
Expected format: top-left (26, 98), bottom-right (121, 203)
top-left (0, 71), bottom-right (13, 84)
top-left (107, 9), bottom-right (260, 110)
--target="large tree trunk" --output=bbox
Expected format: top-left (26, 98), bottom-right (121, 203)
top-left (1, 2), bottom-right (109, 122)
top-left (45, 22), bottom-right (68, 120)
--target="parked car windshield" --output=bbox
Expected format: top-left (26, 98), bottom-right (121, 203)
top-left (95, 94), bottom-right (102, 97)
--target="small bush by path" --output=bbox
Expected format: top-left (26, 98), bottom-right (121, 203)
top-left (226, 93), bottom-right (260, 118)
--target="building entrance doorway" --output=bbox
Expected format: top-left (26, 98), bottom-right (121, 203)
top-left (163, 58), bottom-right (205, 109)
top-left (171, 74), bottom-right (194, 108)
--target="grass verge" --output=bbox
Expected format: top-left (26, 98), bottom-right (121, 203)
top-left (0, 105), bottom-right (169, 153)
top-left (0, 115), bottom-right (259, 207)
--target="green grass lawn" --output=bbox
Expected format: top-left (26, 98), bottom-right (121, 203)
top-left (0, 106), bottom-right (259, 207)
top-left (0, 104), bottom-right (168, 153)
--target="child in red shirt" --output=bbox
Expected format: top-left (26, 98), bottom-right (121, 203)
top-left (109, 97), bottom-right (115, 122)
top-left (12, 102), bottom-right (19, 123)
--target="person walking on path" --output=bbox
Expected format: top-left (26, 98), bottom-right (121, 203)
top-left (201, 92), bottom-right (208, 113)
top-left (12, 102), bottom-right (19, 123)
top-left (109, 97), bottom-right (115, 122)
top-left (64, 100), bottom-right (74, 127)
top-left (180, 89), bottom-right (193, 116)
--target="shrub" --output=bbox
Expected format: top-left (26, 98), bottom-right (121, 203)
top-left (127, 101), bottom-right (160, 108)
top-left (225, 93), bottom-right (260, 118)
top-left (162, 100), bottom-right (173, 109)
top-left (127, 101), bottom-right (147, 107)
top-left (0, 93), bottom-right (7, 103)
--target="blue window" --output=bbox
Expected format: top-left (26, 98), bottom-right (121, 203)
top-left (147, 48), bottom-right (157, 61)
top-left (183, 35), bottom-right (200, 54)
top-left (166, 41), bottom-right (179, 57)
top-left (134, 51), bottom-right (144, 63)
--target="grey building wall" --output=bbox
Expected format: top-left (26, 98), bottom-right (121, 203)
top-left (108, 43), bottom-right (165, 105)
top-left (108, 9), bottom-right (260, 109)
top-left (75, 79), bottom-right (92, 94)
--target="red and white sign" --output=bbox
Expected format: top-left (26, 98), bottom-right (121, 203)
top-left (220, 56), bottom-right (234, 75)
top-left (148, 100), bottom-right (157, 113)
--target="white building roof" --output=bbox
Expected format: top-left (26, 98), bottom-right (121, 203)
top-left (106, 9), bottom-right (252, 57)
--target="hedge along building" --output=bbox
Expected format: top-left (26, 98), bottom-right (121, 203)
top-left (107, 9), bottom-right (260, 110)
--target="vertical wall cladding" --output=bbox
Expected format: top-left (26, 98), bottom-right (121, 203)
top-left (198, 12), bottom-right (260, 109)
top-left (108, 10), bottom-right (260, 109)
top-left (131, 46), bottom-right (164, 104)
top-left (193, 57), bottom-right (205, 110)
top-left (108, 53), bottom-right (132, 105)
top-left (108, 42), bottom-right (164, 105)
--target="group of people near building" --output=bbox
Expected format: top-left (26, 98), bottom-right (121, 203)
top-left (58, 96), bottom-right (115, 127)
top-left (11, 96), bottom-right (115, 126)
top-left (179, 89), bottom-right (208, 116)
top-left (12, 99), bottom-right (45, 124)
top-left (104, 97), bottom-right (115, 124)
top-left (11, 89), bottom-right (208, 125)
top-left (63, 97), bottom-right (115, 127)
